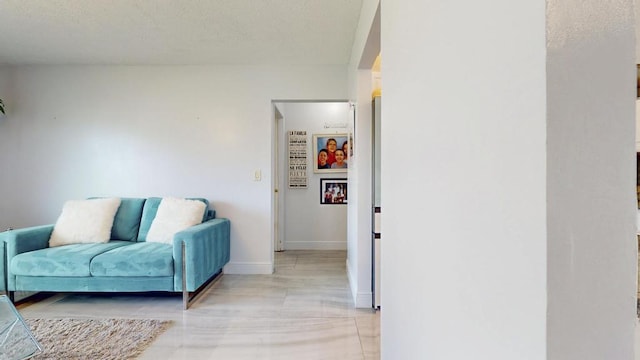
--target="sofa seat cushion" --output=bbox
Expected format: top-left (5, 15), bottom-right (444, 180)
top-left (10, 241), bottom-right (132, 277)
top-left (90, 242), bottom-right (174, 277)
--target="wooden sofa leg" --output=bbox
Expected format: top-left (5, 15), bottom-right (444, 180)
top-left (182, 242), bottom-right (223, 310)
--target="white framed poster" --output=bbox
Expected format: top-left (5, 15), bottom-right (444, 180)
top-left (288, 130), bottom-right (308, 188)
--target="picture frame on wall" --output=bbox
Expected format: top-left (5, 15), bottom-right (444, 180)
top-left (320, 178), bottom-right (348, 205)
top-left (313, 133), bottom-right (349, 173)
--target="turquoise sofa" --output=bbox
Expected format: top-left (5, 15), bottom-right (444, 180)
top-left (0, 197), bottom-right (230, 309)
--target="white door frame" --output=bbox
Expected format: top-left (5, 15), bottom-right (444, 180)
top-left (271, 100), bottom-right (350, 260)
top-left (273, 105), bottom-right (285, 253)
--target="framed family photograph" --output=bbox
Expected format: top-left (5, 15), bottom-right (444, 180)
top-left (313, 133), bottom-right (349, 173)
top-left (320, 178), bottom-right (348, 204)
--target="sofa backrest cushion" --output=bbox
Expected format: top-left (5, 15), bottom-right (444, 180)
top-left (111, 198), bottom-right (147, 241)
top-left (137, 197), bottom-right (210, 242)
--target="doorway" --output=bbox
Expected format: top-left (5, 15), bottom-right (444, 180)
top-left (271, 101), bottom-right (351, 256)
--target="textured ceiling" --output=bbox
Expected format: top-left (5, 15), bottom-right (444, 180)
top-left (0, 0), bottom-right (363, 65)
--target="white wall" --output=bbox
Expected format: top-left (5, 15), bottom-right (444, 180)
top-left (350, 69), bottom-right (375, 308)
top-left (0, 66), bottom-right (10, 132)
top-left (636, 0), bottom-right (640, 63)
top-left (0, 67), bottom-right (11, 211)
top-left (636, 0), bottom-right (640, 151)
top-left (381, 1), bottom-right (548, 358)
top-left (0, 67), bottom-right (9, 105)
top-left (0, 64), bottom-right (347, 274)
top-left (280, 102), bottom-right (349, 250)
top-left (346, 0), bottom-right (380, 308)
top-left (381, 0), bottom-right (636, 359)
top-left (546, 0), bottom-right (636, 358)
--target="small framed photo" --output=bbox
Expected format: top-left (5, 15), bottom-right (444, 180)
top-left (313, 133), bottom-right (349, 173)
top-left (320, 178), bottom-right (348, 205)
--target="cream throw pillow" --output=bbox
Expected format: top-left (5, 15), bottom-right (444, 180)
top-left (146, 198), bottom-right (206, 244)
top-left (49, 198), bottom-right (122, 247)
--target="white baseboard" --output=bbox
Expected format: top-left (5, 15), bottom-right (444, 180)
top-left (284, 241), bottom-right (347, 250)
top-left (224, 262), bottom-right (273, 274)
top-left (346, 258), bottom-right (373, 309)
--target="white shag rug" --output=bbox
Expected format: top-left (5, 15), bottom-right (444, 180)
top-left (24, 318), bottom-right (172, 360)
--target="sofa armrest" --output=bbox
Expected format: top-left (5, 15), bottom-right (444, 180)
top-left (1, 225), bottom-right (54, 258)
top-left (172, 218), bottom-right (230, 291)
top-left (1, 225), bottom-right (54, 291)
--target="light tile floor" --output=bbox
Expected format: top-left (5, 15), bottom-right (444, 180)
top-left (15, 250), bottom-right (380, 360)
